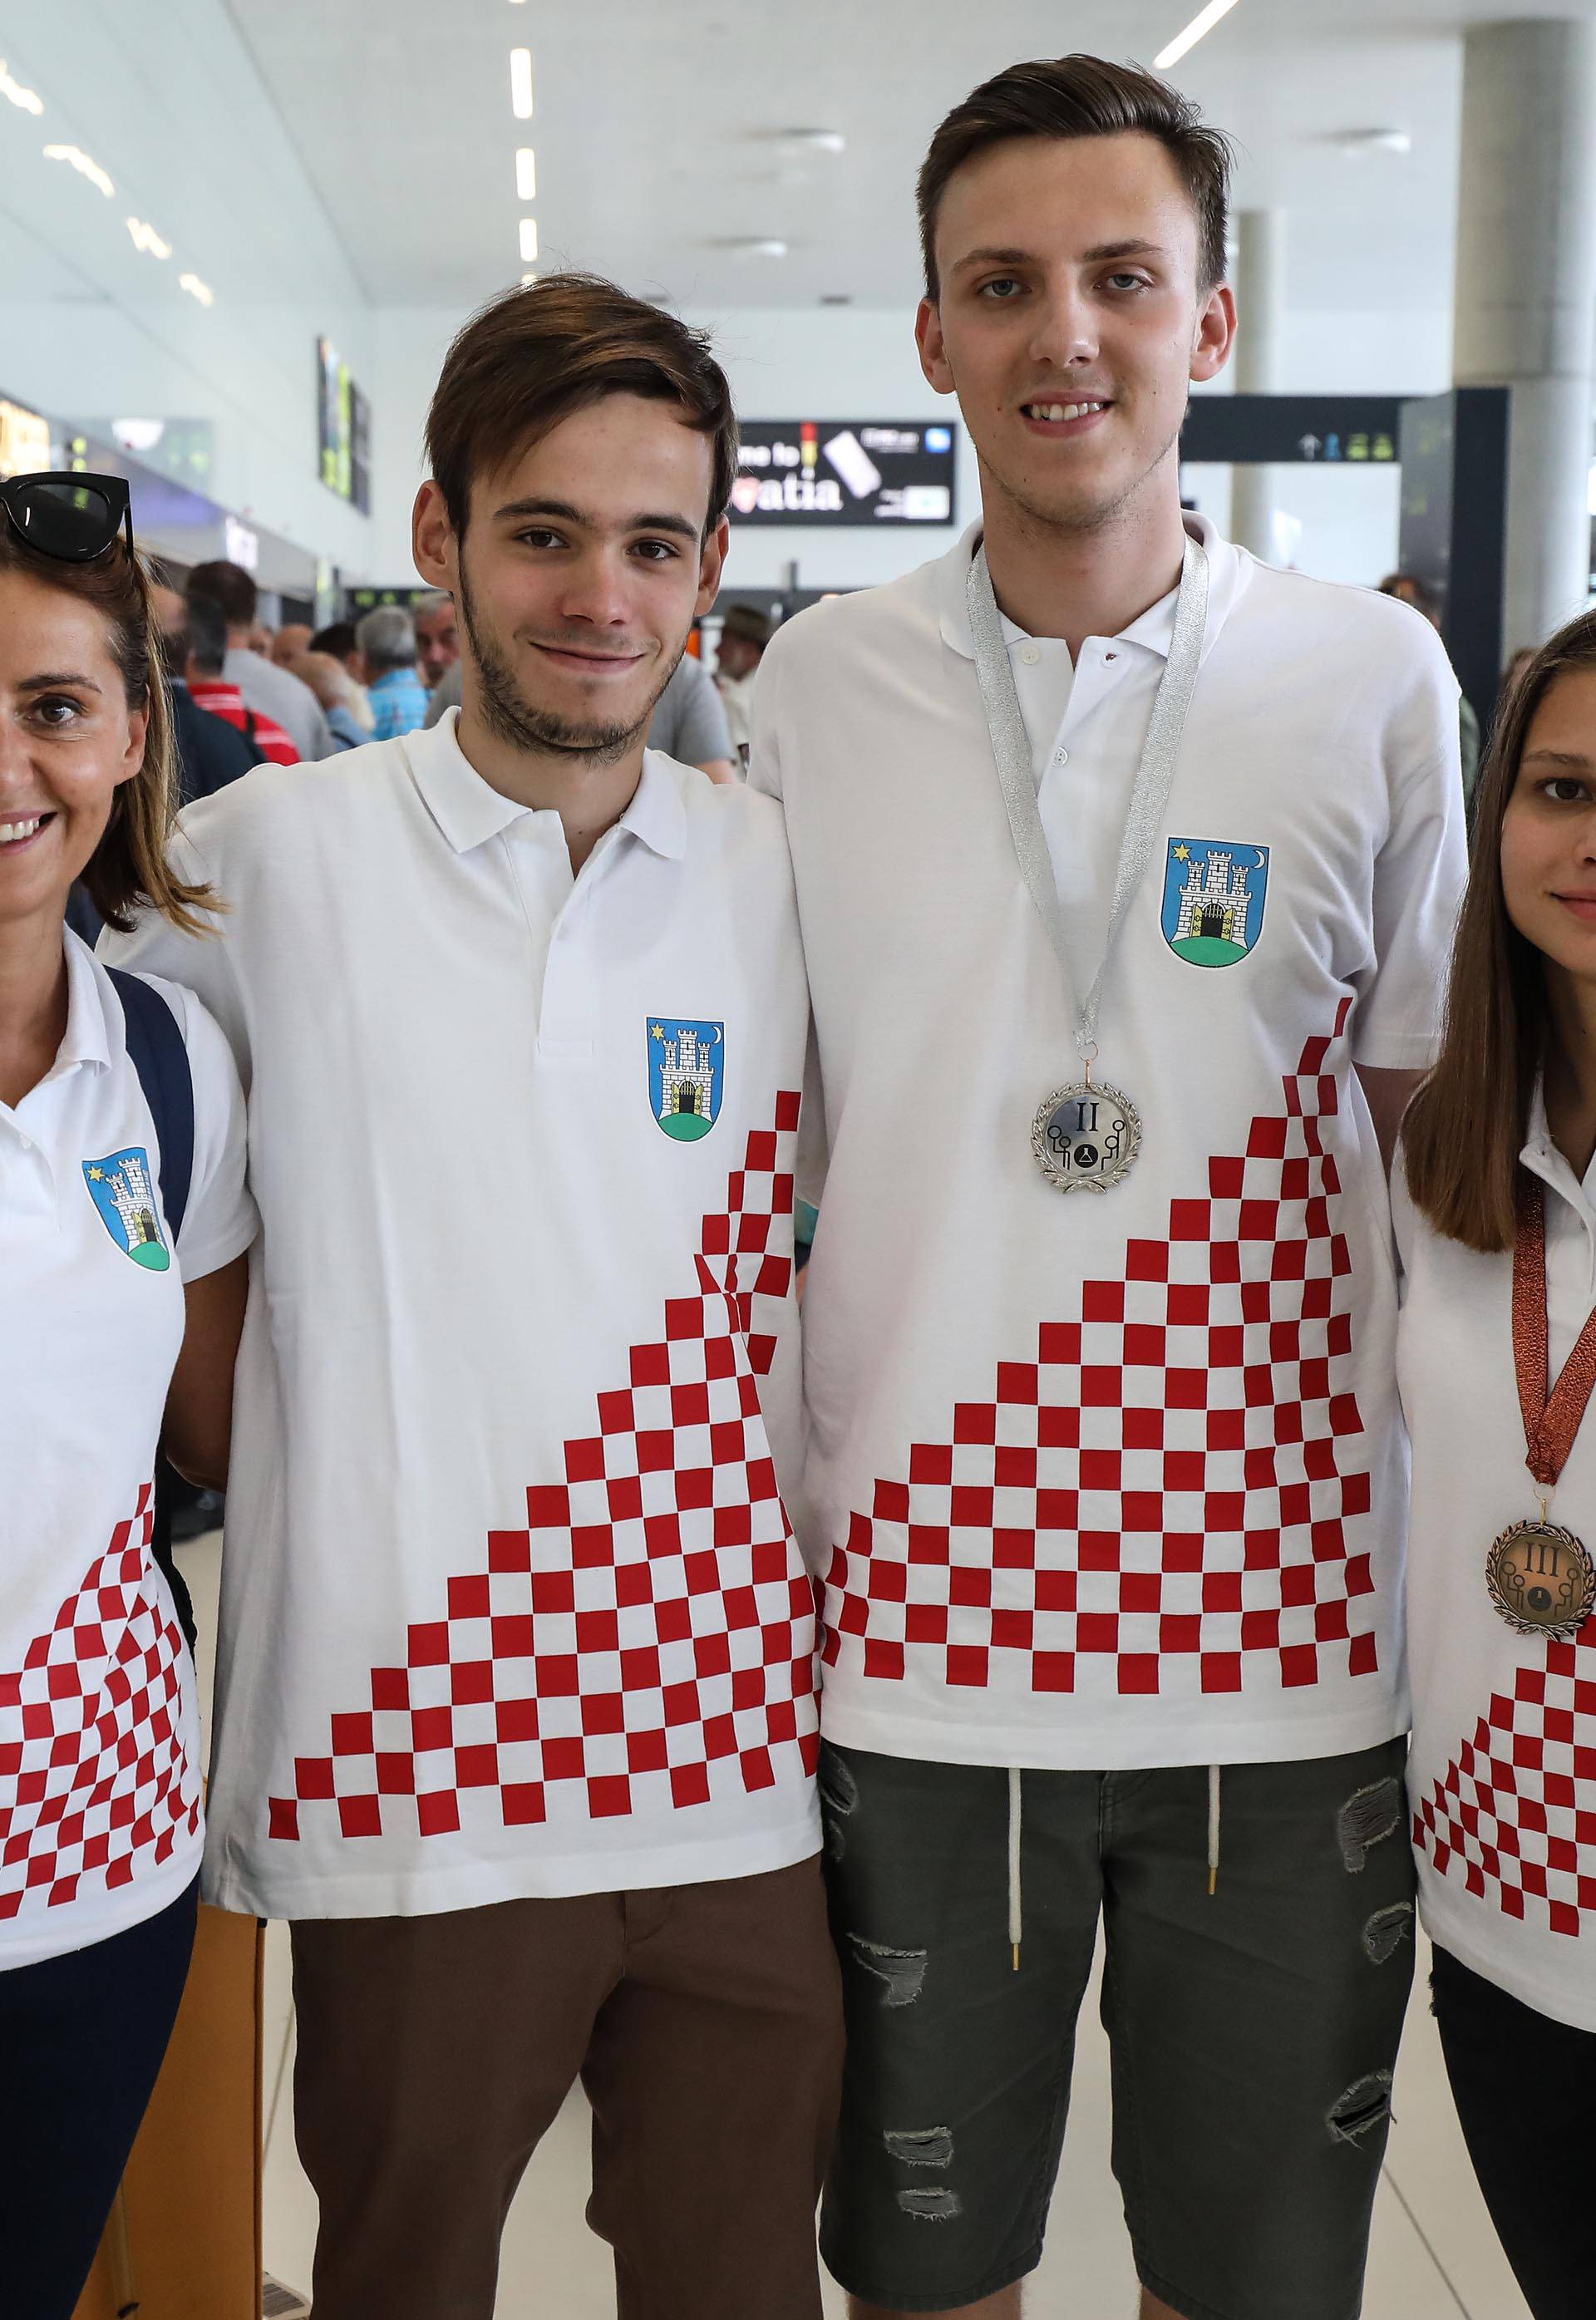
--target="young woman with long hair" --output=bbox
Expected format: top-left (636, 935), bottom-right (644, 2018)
top-left (1400, 607), bottom-right (1596, 2320)
top-left (0, 474), bottom-right (256, 2317)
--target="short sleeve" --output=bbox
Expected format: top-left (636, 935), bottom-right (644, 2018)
top-left (1352, 653), bottom-right (1469, 1071)
top-left (672, 660), bottom-right (734, 766)
top-left (154, 979), bottom-right (257, 1283)
top-left (99, 823), bottom-right (253, 1087)
top-left (746, 643), bottom-right (782, 801)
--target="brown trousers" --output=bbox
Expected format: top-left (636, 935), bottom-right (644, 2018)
top-left (289, 1856), bottom-right (843, 2320)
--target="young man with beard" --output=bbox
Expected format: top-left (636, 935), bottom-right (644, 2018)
top-left (751, 56), bottom-right (1465, 2320)
top-left (106, 275), bottom-right (840, 2320)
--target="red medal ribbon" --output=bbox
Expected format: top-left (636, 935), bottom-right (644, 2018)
top-left (1513, 1176), bottom-right (1596, 1489)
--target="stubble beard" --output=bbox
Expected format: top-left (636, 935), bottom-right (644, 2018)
top-left (456, 561), bottom-right (681, 768)
top-left (995, 402), bottom-right (1186, 545)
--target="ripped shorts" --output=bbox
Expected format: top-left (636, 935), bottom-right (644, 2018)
top-left (817, 1736), bottom-right (1415, 2320)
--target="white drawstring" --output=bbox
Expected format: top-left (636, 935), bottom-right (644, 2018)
top-left (1207, 1764), bottom-right (1222, 1896)
top-left (1007, 1766), bottom-right (1022, 1969)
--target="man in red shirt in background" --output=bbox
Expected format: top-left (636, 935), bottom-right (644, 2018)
top-left (184, 592), bottom-right (298, 766)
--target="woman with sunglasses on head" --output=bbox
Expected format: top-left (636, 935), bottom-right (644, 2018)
top-left (0, 474), bottom-right (255, 2317)
top-left (1398, 608), bottom-right (1596, 2320)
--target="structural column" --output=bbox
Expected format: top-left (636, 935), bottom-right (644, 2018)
top-left (1229, 209), bottom-right (1288, 562)
top-left (1453, 19), bottom-right (1596, 649)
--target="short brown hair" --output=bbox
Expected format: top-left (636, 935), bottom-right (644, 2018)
top-left (1402, 607), bottom-right (1596, 1252)
top-left (917, 55), bottom-right (1234, 303)
top-left (188, 558), bottom-right (258, 629)
top-left (0, 527), bottom-right (214, 935)
top-left (426, 272), bottom-right (737, 538)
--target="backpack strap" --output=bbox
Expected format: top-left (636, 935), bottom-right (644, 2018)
top-left (106, 967), bottom-right (195, 1238)
top-left (105, 965), bottom-right (200, 1657)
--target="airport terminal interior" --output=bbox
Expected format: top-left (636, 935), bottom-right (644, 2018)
top-left (7, 2), bottom-right (1596, 2316)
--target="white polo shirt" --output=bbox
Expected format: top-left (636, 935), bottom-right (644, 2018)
top-left (1, 936), bottom-right (254, 1971)
top-left (105, 713), bottom-right (819, 1919)
top-left (751, 515), bottom-right (1466, 1771)
top-left (1399, 1101), bottom-right (1596, 2031)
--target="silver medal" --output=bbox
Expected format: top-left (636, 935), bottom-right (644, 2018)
top-left (966, 533), bottom-right (1209, 1194)
top-left (1032, 1078), bottom-right (1141, 1194)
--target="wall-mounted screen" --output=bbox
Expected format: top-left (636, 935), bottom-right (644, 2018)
top-left (317, 338), bottom-right (370, 515)
top-left (0, 394), bottom-right (50, 480)
top-left (728, 421), bottom-right (957, 527)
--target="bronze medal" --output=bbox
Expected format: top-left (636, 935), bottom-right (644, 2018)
top-left (1495, 1178), bottom-right (1596, 1638)
top-left (1485, 1519), bottom-right (1595, 1640)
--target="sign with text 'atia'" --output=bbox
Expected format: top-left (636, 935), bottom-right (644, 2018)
top-left (728, 420), bottom-right (958, 526)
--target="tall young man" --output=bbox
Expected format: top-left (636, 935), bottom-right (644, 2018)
top-left (109, 276), bottom-right (840, 2320)
top-left (751, 57), bottom-right (1465, 2320)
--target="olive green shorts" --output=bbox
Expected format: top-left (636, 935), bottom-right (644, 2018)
top-left (818, 1736), bottom-right (1415, 2320)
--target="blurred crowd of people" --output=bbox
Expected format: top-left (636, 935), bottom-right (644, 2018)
top-left (160, 555), bottom-right (775, 800)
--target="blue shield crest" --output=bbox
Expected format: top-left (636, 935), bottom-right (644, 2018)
top-left (83, 1146), bottom-right (170, 1269)
top-left (1160, 839), bottom-right (1270, 968)
top-left (647, 1017), bottom-right (724, 1140)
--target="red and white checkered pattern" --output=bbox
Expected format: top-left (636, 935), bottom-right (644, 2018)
top-left (0, 1482), bottom-right (199, 1920)
top-left (268, 1096), bottom-right (818, 1845)
top-left (1415, 1626), bottom-right (1596, 1939)
top-left (821, 1003), bottom-right (1379, 1701)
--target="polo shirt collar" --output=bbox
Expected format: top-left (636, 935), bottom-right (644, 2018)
top-left (935, 508), bottom-right (1249, 667)
top-left (401, 710), bottom-right (541, 854)
top-left (1521, 1080), bottom-right (1596, 1215)
top-left (59, 932), bottom-right (113, 1075)
top-left (401, 708), bottom-right (687, 861)
top-left (618, 751), bottom-right (688, 860)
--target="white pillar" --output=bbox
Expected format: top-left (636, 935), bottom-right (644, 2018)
top-left (1453, 19), bottom-right (1596, 648)
top-left (1229, 209), bottom-right (1288, 562)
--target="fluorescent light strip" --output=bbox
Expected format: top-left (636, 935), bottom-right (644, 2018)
top-left (179, 271), bottom-right (214, 308)
top-left (510, 47), bottom-right (534, 118)
top-left (0, 60), bottom-right (43, 113)
top-left (126, 215), bottom-right (172, 259)
top-left (1155, 0), bottom-right (1243, 70)
top-left (516, 146), bottom-right (536, 199)
top-left (519, 216), bottom-right (539, 264)
top-left (43, 143), bottom-right (114, 197)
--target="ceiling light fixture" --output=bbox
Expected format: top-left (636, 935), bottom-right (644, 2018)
top-left (515, 146), bottom-right (536, 200)
top-left (112, 418), bottom-right (166, 454)
top-left (0, 61), bottom-right (43, 114)
top-left (43, 143), bottom-right (114, 197)
top-left (179, 271), bottom-right (214, 307)
top-left (1335, 126), bottom-right (1413, 155)
top-left (780, 127), bottom-right (845, 153)
top-left (1155, 0), bottom-right (1243, 71)
top-left (722, 236), bottom-right (788, 259)
top-left (126, 216), bottom-right (171, 259)
top-left (519, 216), bottom-right (539, 264)
top-left (510, 48), bottom-right (534, 119)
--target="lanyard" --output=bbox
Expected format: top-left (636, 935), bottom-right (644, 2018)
top-left (965, 533), bottom-right (1209, 1065)
top-left (1513, 1175), bottom-right (1596, 1491)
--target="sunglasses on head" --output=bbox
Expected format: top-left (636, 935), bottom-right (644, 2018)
top-left (0, 470), bottom-right (135, 564)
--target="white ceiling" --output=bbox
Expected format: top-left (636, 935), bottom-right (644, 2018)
top-left (221, 0), bottom-right (1596, 314)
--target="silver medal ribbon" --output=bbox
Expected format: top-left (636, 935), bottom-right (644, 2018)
top-left (965, 531), bottom-right (1209, 1064)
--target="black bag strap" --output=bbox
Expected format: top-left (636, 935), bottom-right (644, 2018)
top-left (105, 966), bottom-right (200, 1657)
top-left (106, 967), bottom-right (194, 1237)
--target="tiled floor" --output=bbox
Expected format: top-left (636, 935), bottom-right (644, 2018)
top-left (182, 1533), bottom-right (1530, 2318)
